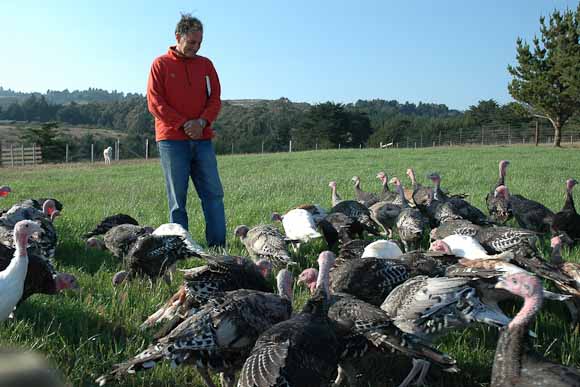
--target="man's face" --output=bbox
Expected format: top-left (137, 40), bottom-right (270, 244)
top-left (176, 31), bottom-right (203, 58)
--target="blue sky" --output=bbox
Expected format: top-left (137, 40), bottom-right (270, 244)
top-left (0, 0), bottom-right (577, 110)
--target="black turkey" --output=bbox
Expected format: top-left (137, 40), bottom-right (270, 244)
top-left (552, 179), bottom-right (580, 242)
top-left (113, 234), bottom-right (201, 285)
top-left (238, 252), bottom-right (344, 387)
top-left (485, 160), bottom-right (512, 224)
top-left (102, 224), bottom-right (154, 258)
top-left (390, 176), bottom-right (428, 251)
top-left (351, 176), bottom-right (380, 207)
top-left (83, 214), bottom-right (139, 239)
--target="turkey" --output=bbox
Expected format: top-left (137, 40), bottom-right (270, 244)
top-left (140, 255), bottom-right (273, 334)
top-left (485, 160), bottom-right (512, 224)
top-left (238, 253), bottom-right (345, 387)
top-left (0, 200), bottom-right (59, 259)
top-left (271, 208), bottom-right (322, 248)
top-left (97, 269), bottom-right (294, 387)
top-left (95, 224), bottom-right (154, 258)
top-left (323, 251), bottom-right (448, 306)
top-left (491, 273), bottom-right (580, 387)
top-left (430, 234), bottom-right (514, 260)
top-left (113, 234), bottom-right (202, 286)
top-left (390, 177), bottom-right (428, 252)
top-left (0, 220), bottom-right (42, 321)
top-left (551, 179), bottom-right (580, 242)
top-left (83, 214), bottom-right (139, 239)
top-left (368, 200), bottom-right (402, 237)
top-left (234, 224), bottom-right (295, 268)
top-left (328, 180), bottom-right (343, 207)
top-left (430, 219), bottom-right (538, 254)
top-left (316, 212), bottom-right (362, 248)
top-left (330, 200), bottom-right (382, 237)
top-left (549, 235), bottom-right (580, 326)
top-left (406, 168), bottom-right (432, 208)
top-left (430, 220), bottom-right (575, 287)
top-left (496, 184), bottom-right (554, 234)
top-left (0, 243), bottom-right (79, 304)
top-left (376, 171), bottom-right (400, 203)
top-left (297, 253), bottom-right (458, 387)
top-left (329, 292), bottom-right (458, 387)
top-left (427, 173), bottom-right (490, 226)
top-left (351, 176), bottom-right (380, 207)
top-left (0, 186), bottom-right (11, 198)
top-left (382, 275), bottom-right (511, 386)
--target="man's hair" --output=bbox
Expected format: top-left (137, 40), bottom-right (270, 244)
top-left (175, 13), bottom-right (203, 35)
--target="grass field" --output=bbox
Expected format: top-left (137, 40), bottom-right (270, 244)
top-left (1, 145), bottom-right (580, 387)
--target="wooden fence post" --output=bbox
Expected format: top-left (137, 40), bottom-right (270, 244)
top-left (535, 121), bottom-right (539, 146)
top-left (145, 138), bottom-right (149, 160)
top-left (289, 140), bottom-right (292, 153)
top-left (32, 144), bottom-right (36, 164)
top-left (65, 144), bottom-right (69, 163)
top-left (91, 144), bottom-right (94, 163)
top-left (10, 144), bottom-right (14, 167)
top-left (21, 145), bottom-right (24, 166)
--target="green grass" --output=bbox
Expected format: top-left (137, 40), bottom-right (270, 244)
top-left (1, 145), bottom-right (580, 387)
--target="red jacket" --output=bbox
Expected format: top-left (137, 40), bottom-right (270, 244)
top-left (147, 47), bottom-right (222, 141)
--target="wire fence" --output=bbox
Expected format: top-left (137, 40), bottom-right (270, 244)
top-left (1, 122), bottom-right (579, 167)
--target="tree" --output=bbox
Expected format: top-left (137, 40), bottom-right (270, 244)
top-left (20, 122), bottom-right (66, 162)
top-left (508, 4), bottom-right (580, 147)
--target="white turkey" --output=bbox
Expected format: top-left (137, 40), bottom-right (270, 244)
top-left (271, 208), bottom-right (322, 249)
top-left (234, 224), bottom-right (295, 268)
top-left (0, 220), bottom-right (42, 321)
top-left (430, 234), bottom-right (514, 260)
top-left (97, 269), bottom-right (294, 387)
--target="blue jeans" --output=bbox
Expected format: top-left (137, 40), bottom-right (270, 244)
top-left (158, 140), bottom-right (226, 247)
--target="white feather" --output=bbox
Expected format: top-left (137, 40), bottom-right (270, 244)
top-left (361, 239), bottom-right (403, 258)
top-left (281, 209), bottom-right (322, 242)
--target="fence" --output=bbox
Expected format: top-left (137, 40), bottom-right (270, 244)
top-left (1, 144), bottom-right (43, 166)
top-left (1, 122), bottom-right (579, 167)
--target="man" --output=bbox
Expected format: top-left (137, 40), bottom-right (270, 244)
top-left (147, 14), bottom-right (226, 248)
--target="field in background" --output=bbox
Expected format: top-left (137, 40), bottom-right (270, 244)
top-left (1, 146), bottom-right (580, 386)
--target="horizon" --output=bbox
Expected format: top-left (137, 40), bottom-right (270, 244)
top-left (1, 0), bottom-right (578, 110)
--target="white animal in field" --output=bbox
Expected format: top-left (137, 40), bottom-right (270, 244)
top-left (103, 146), bottom-right (113, 164)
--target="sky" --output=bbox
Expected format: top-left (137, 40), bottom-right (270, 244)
top-left (0, 0), bottom-right (578, 110)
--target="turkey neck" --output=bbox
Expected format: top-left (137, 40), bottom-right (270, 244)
top-left (316, 259), bottom-right (332, 296)
top-left (497, 163), bottom-right (506, 188)
top-left (550, 243), bottom-right (563, 265)
top-left (395, 183), bottom-right (408, 208)
top-left (563, 185), bottom-right (576, 213)
top-left (432, 179), bottom-right (446, 201)
top-left (509, 291), bottom-right (543, 330)
top-left (381, 176), bottom-right (390, 192)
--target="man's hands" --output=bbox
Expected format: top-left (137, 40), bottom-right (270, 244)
top-left (183, 119), bottom-right (205, 139)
